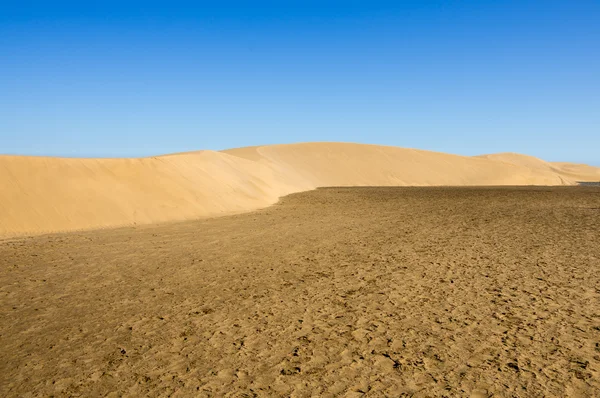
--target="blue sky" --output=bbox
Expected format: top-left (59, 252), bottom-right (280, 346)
top-left (1, 1), bottom-right (599, 164)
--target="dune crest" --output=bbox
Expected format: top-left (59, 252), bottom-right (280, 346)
top-left (1, 142), bottom-right (598, 237)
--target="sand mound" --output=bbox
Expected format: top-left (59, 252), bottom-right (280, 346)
top-left (551, 162), bottom-right (600, 182)
top-left (479, 152), bottom-right (600, 183)
top-left (478, 152), bottom-right (557, 172)
top-left (1, 142), bottom-right (598, 237)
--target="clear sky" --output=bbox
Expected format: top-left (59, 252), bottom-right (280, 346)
top-left (1, 1), bottom-right (599, 164)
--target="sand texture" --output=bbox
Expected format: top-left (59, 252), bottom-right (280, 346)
top-left (2, 143), bottom-right (599, 237)
top-left (1, 187), bottom-right (599, 397)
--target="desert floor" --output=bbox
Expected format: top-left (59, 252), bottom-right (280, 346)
top-left (1, 187), bottom-right (599, 397)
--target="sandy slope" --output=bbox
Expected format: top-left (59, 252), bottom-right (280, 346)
top-left (551, 162), bottom-right (600, 182)
top-left (1, 143), bottom-right (599, 237)
top-left (480, 152), bottom-right (600, 182)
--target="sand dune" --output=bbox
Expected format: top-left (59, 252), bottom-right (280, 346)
top-left (1, 142), bottom-right (598, 237)
top-left (551, 162), bottom-right (600, 182)
top-left (477, 152), bottom-right (559, 173)
top-left (480, 152), bottom-right (600, 182)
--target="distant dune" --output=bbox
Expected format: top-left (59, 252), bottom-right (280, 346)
top-left (1, 142), bottom-right (599, 237)
top-left (479, 152), bottom-right (600, 181)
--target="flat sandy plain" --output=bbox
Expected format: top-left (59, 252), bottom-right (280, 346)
top-left (1, 187), bottom-right (600, 397)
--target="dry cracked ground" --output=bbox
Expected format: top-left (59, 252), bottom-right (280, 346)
top-left (1, 187), bottom-right (600, 397)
